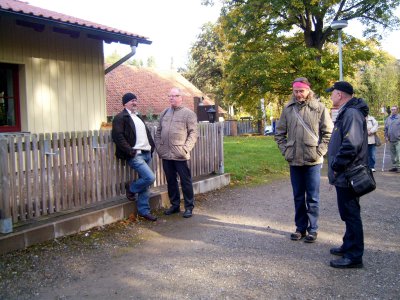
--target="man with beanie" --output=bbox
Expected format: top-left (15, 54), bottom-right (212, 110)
top-left (326, 81), bottom-right (369, 268)
top-left (275, 77), bottom-right (333, 243)
top-left (112, 92), bottom-right (157, 221)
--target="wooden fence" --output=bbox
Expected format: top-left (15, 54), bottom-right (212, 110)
top-left (224, 120), bottom-right (259, 136)
top-left (0, 123), bottom-right (224, 226)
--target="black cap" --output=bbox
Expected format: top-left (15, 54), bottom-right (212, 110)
top-left (326, 81), bottom-right (354, 95)
top-left (122, 92), bottom-right (137, 105)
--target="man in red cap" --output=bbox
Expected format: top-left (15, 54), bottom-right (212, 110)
top-left (275, 77), bottom-right (333, 243)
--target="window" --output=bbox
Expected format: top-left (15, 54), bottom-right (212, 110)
top-left (0, 63), bottom-right (20, 132)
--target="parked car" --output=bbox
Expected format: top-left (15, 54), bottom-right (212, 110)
top-left (264, 125), bottom-right (274, 136)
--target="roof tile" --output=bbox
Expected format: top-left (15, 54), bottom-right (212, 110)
top-left (105, 65), bottom-right (216, 117)
top-left (0, 0), bottom-right (149, 40)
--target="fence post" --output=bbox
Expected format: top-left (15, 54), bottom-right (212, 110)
top-left (218, 122), bottom-right (225, 174)
top-left (0, 138), bottom-right (12, 233)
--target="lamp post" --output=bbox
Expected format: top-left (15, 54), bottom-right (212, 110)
top-left (330, 20), bottom-right (348, 81)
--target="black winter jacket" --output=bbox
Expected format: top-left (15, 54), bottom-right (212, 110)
top-left (111, 109), bottom-right (155, 160)
top-left (327, 98), bottom-right (369, 187)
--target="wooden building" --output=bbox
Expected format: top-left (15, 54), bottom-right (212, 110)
top-left (0, 0), bottom-right (151, 133)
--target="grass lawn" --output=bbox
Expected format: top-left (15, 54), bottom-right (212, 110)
top-left (224, 135), bottom-right (289, 186)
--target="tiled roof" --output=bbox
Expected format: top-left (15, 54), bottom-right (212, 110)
top-left (0, 0), bottom-right (151, 45)
top-left (106, 65), bottom-right (219, 117)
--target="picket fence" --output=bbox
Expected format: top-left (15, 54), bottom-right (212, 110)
top-left (0, 123), bottom-right (224, 225)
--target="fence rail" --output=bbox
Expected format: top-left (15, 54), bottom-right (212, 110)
top-left (0, 123), bottom-right (224, 226)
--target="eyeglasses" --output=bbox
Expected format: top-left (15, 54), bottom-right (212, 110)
top-left (168, 94), bottom-right (181, 98)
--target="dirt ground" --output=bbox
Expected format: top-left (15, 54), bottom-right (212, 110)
top-left (0, 146), bottom-right (399, 299)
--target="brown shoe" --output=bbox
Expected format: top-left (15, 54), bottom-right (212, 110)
top-left (125, 183), bottom-right (136, 201)
top-left (290, 231), bottom-right (306, 241)
top-left (304, 232), bottom-right (318, 243)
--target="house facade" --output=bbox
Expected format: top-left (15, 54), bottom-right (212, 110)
top-left (0, 0), bottom-right (151, 133)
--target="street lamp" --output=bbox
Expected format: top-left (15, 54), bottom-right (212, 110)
top-left (331, 20), bottom-right (348, 81)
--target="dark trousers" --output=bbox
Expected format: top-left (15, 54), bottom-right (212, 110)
top-left (162, 159), bottom-right (194, 210)
top-left (335, 186), bottom-right (364, 261)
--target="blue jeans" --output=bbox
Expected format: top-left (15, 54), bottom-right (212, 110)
top-left (368, 144), bottom-right (376, 169)
top-left (335, 186), bottom-right (364, 261)
top-left (127, 151), bottom-right (155, 216)
top-left (289, 164), bottom-right (321, 233)
top-left (162, 160), bottom-right (194, 210)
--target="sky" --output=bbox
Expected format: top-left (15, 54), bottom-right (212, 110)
top-left (27, 0), bottom-right (399, 70)
top-left (27, 0), bottom-right (222, 70)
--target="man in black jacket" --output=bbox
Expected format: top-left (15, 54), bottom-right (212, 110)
top-left (112, 93), bottom-right (157, 222)
top-left (326, 81), bottom-right (369, 268)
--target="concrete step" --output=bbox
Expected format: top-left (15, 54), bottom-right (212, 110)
top-left (0, 173), bottom-right (230, 254)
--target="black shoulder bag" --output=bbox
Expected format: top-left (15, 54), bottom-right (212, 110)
top-left (344, 165), bottom-right (376, 197)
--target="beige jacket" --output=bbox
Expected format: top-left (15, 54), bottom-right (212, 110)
top-left (275, 97), bottom-right (333, 166)
top-left (155, 106), bottom-right (198, 161)
top-left (366, 115), bottom-right (379, 145)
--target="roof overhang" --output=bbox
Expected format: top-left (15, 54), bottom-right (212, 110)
top-left (0, 8), bottom-right (152, 46)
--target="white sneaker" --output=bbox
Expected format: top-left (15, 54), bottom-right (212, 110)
top-left (371, 168), bottom-right (376, 172)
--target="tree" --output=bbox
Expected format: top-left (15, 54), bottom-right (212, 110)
top-left (105, 50), bottom-right (122, 64)
top-left (146, 56), bottom-right (157, 68)
top-left (198, 0), bottom-right (400, 116)
top-left (183, 23), bottom-right (226, 109)
top-left (208, 0), bottom-right (399, 49)
top-left (356, 55), bottom-right (400, 117)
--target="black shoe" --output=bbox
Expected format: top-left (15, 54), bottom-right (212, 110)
top-left (304, 232), bottom-right (317, 243)
top-left (182, 209), bottom-right (193, 218)
top-left (125, 183), bottom-right (136, 201)
top-left (388, 167), bottom-right (398, 172)
top-left (139, 213), bottom-right (157, 222)
top-left (330, 246), bottom-right (345, 256)
top-left (164, 206), bottom-right (180, 215)
top-left (330, 257), bottom-right (363, 269)
top-left (290, 231), bottom-right (306, 241)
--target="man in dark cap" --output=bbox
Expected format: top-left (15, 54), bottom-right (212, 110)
top-left (111, 92), bottom-right (157, 221)
top-left (326, 81), bottom-right (369, 268)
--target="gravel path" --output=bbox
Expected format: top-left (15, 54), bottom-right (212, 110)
top-left (1, 147), bottom-right (399, 299)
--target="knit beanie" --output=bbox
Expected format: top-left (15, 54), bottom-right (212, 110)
top-left (122, 93), bottom-right (137, 105)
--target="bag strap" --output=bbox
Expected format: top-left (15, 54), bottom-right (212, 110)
top-left (159, 108), bottom-right (169, 123)
top-left (293, 108), bottom-right (319, 142)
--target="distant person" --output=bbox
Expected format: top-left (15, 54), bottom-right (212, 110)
top-left (112, 92), bottom-right (157, 222)
top-left (155, 88), bottom-right (198, 218)
top-left (366, 114), bottom-right (379, 172)
top-left (384, 105), bottom-right (400, 172)
top-left (326, 81), bottom-right (368, 269)
top-left (275, 77), bottom-right (333, 243)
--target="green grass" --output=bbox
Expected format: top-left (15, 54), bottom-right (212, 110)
top-left (224, 135), bottom-right (289, 186)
